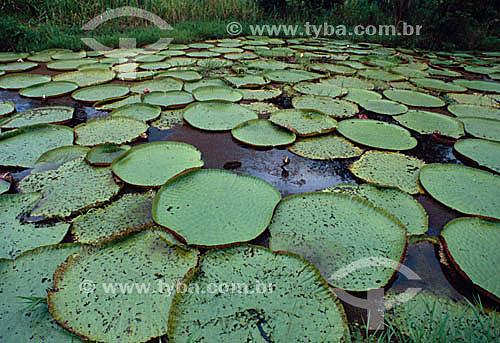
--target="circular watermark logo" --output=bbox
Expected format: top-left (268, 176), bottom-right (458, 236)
top-left (226, 22), bottom-right (243, 36)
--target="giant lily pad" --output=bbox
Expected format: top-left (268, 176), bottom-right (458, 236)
top-left (158, 70), bottom-right (202, 82)
top-left (151, 110), bottom-right (184, 130)
top-left (231, 119), bottom-right (296, 147)
top-left (153, 169), bottom-right (281, 247)
top-left (289, 135), bottom-right (363, 160)
top-left (448, 93), bottom-right (499, 107)
top-left (441, 217), bottom-right (500, 301)
top-left (269, 109), bottom-right (338, 136)
top-left (0, 193), bottom-right (70, 259)
top-left (383, 89), bottom-right (445, 107)
top-left (0, 73), bottom-right (51, 90)
top-left (0, 52), bottom-right (29, 63)
top-left (0, 124), bottom-right (74, 168)
top-left (268, 192), bottom-right (407, 291)
top-left (74, 117), bottom-right (148, 146)
top-left (112, 142), bottom-right (204, 187)
top-left (358, 69), bottom-right (405, 82)
top-left (183, 78), bottom-right (227, 92)
top-left (411, 78), bottom-right (466, 93)
top-left (19, 81), bottom-right (78, 98)
top-left (350, 151), bottom-right (425, 194)
top-left (48, 230), bottom-right (199, 343)
top-left (448, 104), bottom-right (500, 120)
top-left (293, 95), bottom-right (359, 118)
top-left (130, 77), bottom-right (183, 93)
top-left (338, 119), bottom-right (417, 151)
top-left (394, 110), bottom-right (464, 139)
top-left (32, 145), bottom-right (90, 173)
top-left (168, 245), bottom-right (349, 342)
top-left (293, 82), bottom-right (347, 97)
top-left (0, 106), bottom-right (74, 129)
top-left (453, 79), bottom-right (500, 93)
top-left (361, 99), bottom-right (408, 115)
top-left (459, 117), bottom-right (500, 142)
top-left (323, 76), bottom-right (374, 90)
top-left (325, 184), bottom-right (428, 236)
top-left (0, 101), bottom-right (15, 118)
top-left (343, 88), bottom-right (382, 104)
top-left (143, 91), bottom-right (194, 108)
top-left (193, 86), bottom-right (243, 102)
top-left (72, 191), bottom-right (155, 244)
top-left (240, 88), bottom-right (282, 101)
top-left (18, 157), bottom-right (121, 219)
top-left (0, 61), bottom-right (38, 72)
top-left (111, 103), bottom-right (161, 122)
top-left (46, 59), bottom-right (98, 71)
top-left (264, 69), bottom-right (321, 83)
top-left (52, 69), bottom-right (115, 87)
top-left (0, 244), bottom-right (84, 343)
top-left (72, 84), bottom-right (129, 103)
top-left (454, 139), bottom-right (500, 173)
top-left (390, 291), bottom-right (500, 341)
top-left (419, 163), bottom-right (500, 220)
top-left (94, 94), bottom-right (142, 111)
top-left (183, 101), bottom-right (258, 131)
top-left (85, 144), bottom-right (131, 166)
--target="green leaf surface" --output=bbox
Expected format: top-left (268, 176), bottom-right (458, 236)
top-left (183, 101), bottom-right (258, 131)
top-left (0, 106), bottom-right (74, 128)
top-left (454, 139), bottom-right (500, 173)
top-left (231, 119), bottom-right (296, 147)
top-left (74, 117), bottom-right (148, 146)
top-left (394, 110), bottom-right (464, 139)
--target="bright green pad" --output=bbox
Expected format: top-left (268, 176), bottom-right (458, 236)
top-left (72, 84), bottom-right (129, 103)
top-left (112, 142), bottom-right (204, 187)
top-left (0, 244), bottom-right (85, 343)
top-left (72, 191), bottom-right (155, 244)
top-left (325, 183), bottom-right (428, 236)
top-left (0, 61), bottom-right (38, 72)
top-left (391, 65), bottom-right (428, 78)
top-left (0, 106), bottom-right (74, 128)
top-left (0, 124), bottom-right (74, 168)
top-left (343, 88), bottom-right (382, 104)
top-left (323, 76), bottom-right (374, 90)
top-left (111, 103), bottom-right (161, 122)
top-left (19, 81), bottom-right (78, 98)
top-left (289, 135), bottom-right (363, 160)
top-left (18, 157), bottom-right (121, 219)
top-left (139, 61), bottom-right (172, 70)
top-left (390, 291), bottom-right (500, 341)
top-left (293, 95), bottom-right (359, 118)
top-left (448, 93), bottom-right (499, 107)
top-left (153, 169), bottom-right (281, 247)
top-left (419, 163), bottom-right (500, 220)
top-left (264, 69), bottom-right (321, 83)
top-left (441, 217), bottom-right (500, 301)
top-left (183, 78), bottom-right (227, 92)
top-left (32, 145), bottom-right (90, 173)
top-left (85, 144), bottom-right (131, 166)
top-left (183, 101), bottom-right (258, 131)
top-left (411, 78), bottom-right (467, 92)
top-left (74, 117), bottom-right (148, 146)
top-left (350, 150), bottom-right (425, 194)
top-left (310, 63), bottom-right (356, 75)
top-left (48, 231), bottom-right (199, 343)
top-left (394, 110), bottom-right (464, 139)
top-left (448, 104), bottom-right (500, 120)
top-left (193, 86), bottom-right (243, 102)
top-left (270, 109), bottom-right (338, 136)
top-left (293, 82), bottom-right (347, 97)
top-left (240, 88), bottom-right (282, 101)
top-left (0, 101), bottom-right (15, 117)
top-left (52, 51), bottom-right (86, 59)
top-left (0, 52), bottom-right (29, 62)
top-left (0, 73), bottom-right (51, 90)
top-left (168, 245), bottom-right (349, 343)
top-left (383, 89), bottom-right (445, 107)
top-left (460, 117), bottom-right (500, 142)
top-left (52, 69), bottom-right (115, 87)
top-left (130, 77), bottom-right (183, 93)
top-left (157, 70), bottom-right (202, 82)
top-left (269, 192), bottom-right (407, 291)
top-left (151, 110), bottom-right (184, 130)
top-left (231, 119), bottom-right (296, 147)
top-left (94, 94), bottom-right (142, 111)
top-left (46, 59), bottom-right (98, 71)
top-left (358, 69), bottom-right (405, 82)
top-left (361, 99), bottom-right (408, 115)
top-left (453, 79), bottom-right (500, 93)
top-left (338, 119), bottom-right (417, 151)
top-left (0, 193), bottom-right (70, 259)
top-left (454, 139), bottom-right (500, 173)
top-left (225, 75), bottom-right (269, 88)
top-left (143, 90), bottom-right (194, 108)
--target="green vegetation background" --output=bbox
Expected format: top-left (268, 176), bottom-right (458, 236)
top-left (0, 0), bottom-right (499, 53)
